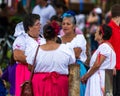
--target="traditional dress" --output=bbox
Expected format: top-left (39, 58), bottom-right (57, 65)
top-left (65, 34), bottom-right (87, 96)
top-left (13, 32), bottom-right (46, 96)
top-left (85, 43), bottom-right (116, 96)
top-left (26, 44), bottom-right (75, 96)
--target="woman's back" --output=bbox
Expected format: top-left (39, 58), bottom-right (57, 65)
top-left (26, 44), bottom-right (75, 74)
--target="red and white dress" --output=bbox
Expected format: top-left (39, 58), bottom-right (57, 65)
top-left (85, 43), bottom-right (116, 96)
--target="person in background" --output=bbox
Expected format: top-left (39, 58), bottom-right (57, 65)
top-left (2, 54), bottom-right (17, 96)
top-left (32, 0), bottom-right (56, 34)
top-left (9, 1), bottom-right (27, 35)
top-left (13, 13), bottom-right (46, 96)
top-left (108, 4), bottom-right (120, 96)
top-left (87, 7), bottom-right (102, 55)
top-left (53, 2), bottom-right (68, 18)
top-left (61, 10), bottom-right (87, 96)
top-left (0, 67), bottom-right (7, 96)
top-left (81, 24), bottom-right (116, 96)
top-left (0, 3), bottom-right (9, 37)
top-left (26, 22), bottom-right (75, 96)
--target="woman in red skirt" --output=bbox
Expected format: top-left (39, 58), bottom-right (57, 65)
top-left (26, 22), bottom-right (76, 96)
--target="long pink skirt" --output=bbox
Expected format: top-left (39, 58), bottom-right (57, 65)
top-left (15, 63), bottom-right (30, 96)
top-left (32, 72), bottom-right (68, 96)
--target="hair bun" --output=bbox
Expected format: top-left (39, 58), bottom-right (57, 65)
top-left (50, 20), bottom-right (60, 35)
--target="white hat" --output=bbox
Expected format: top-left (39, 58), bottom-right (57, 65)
top-left (94, 7), bottom-right (102, 14)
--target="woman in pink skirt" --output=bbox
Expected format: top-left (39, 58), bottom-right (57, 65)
top-left (26, 22), bottom-right (76, 96)
top-left (13, 14), bottom-right (46, 96)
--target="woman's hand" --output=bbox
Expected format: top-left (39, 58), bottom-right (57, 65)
top-left (81, 74), bottom-right (89, 84)
top-left (113, 68), bottom-right (116, 76)
top-left (28, 64), bottom-right (33, 71)
top-left (0, 67), bottom-right (3, 77)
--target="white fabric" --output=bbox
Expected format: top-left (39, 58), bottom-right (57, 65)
top-left (26, 44), bottom-right (75, 74)
top-left (13, 34), bottom-right (46, 56)
top-left (85, 43), bottom-right (116, 96)
top-left (75, 14), bottom-right (85, 31)
top-left (94, 7), bottom-right (102, 14)
top-left (14, 22), bottom-right (26, 37)
top-left (32, 4), bottom-right (56, 33)
top-left (89, 43), bottom-right (116, 69)
top-left (66, 34), bottom-right (87, 63)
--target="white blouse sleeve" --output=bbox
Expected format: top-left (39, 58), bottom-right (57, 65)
top-left (12, 35), bottom-right (26, 51)
top-left (68, 34), bottom-right (86, 51)
top-left (75, 35), bottom-right (86, 50)
top-left (26, 45), bottom-right (38, 65)
top-left (62, 44), bottom-right (76, 64)
top-left (98, 43), bottom-right (111, 57)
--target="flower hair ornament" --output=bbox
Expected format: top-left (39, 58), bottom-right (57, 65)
top-left (61, 10), bottom-right (76, 18)
top-left (61, 10), bottom-right (76, 24)
top-left (50, 20), bottom-right (60, 35)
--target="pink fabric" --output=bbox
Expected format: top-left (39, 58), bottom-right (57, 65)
top-left (32, 72), bottom-right (68, 96)
top-left (15, 63), bottom-right (31, 96)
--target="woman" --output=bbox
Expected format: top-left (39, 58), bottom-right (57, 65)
top-left (26, 23), bottom-right (75, 96)
top-left (2, 54), bottom-right (17, 96)
top-left (13, 14), bottom-right (46, 96)
top-left (61, 10), bottom-right (87, 96)
top-left (81, 24), bottom-right (116, 96)
top-left (87, 7), bottom-right (102, 55)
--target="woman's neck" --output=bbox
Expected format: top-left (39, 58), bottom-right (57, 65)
top-left (46, 40), bottom-right (56, 44)
top-left (62, 33), bottom-right (76, 43)
top-left (28, 34), bottom-right (38, 40)
top-left (64, 32), bottom-right (76, 38)
top-left (99, 40), bottom-right (109, 44)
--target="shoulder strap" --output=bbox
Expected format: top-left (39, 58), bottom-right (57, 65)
top-left (29, 45), bottom-right (40, 82)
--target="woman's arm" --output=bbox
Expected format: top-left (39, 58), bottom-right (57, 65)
top-left (87, 13), bottom-right (98, 23)
top-left (74, 47), bottom-right (82, 59)
top-left (28, 64), bottom-right (33, 71)
top-left (81, 53), bottom-right (106, 83)
top-left (13, 49), bottom-right (26, 63)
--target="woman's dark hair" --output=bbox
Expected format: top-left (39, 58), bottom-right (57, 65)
top-left (23, 13), bottom-right (40, 33)
top-left (43, 24), bottom-right (56, 40)
top-left (99, 24), bottom-right (112, 40)
top-left (50, 15), bottom-right (62, 22)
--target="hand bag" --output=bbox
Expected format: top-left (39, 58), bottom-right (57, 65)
top-left (20, 45), bottom-right (40, 96)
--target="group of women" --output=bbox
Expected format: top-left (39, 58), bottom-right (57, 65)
top-left (12, 10), bottom-right (116, 96)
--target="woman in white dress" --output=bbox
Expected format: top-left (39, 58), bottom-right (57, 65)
top-left (61, 10), bottom-right (87, 96)
top-left (81, 24), bottom-right (116, 96)
top-left (13, 14), bottom-right (46, 96)
top-left (26, 23), bottom-right (75, 96)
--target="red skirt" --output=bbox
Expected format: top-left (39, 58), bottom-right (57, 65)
top-left (32, 72), bottom-right (68, 96)
top-left (15, 63), bottom-right (30, 96)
